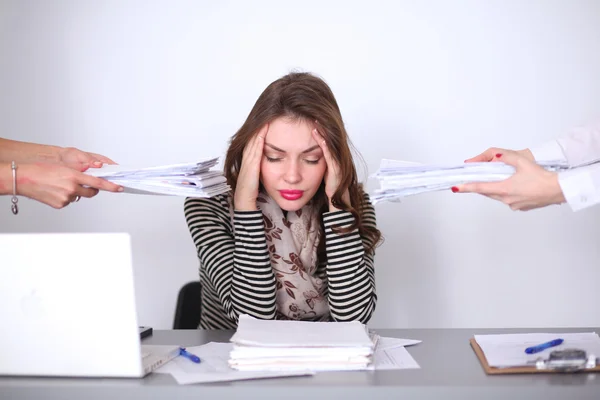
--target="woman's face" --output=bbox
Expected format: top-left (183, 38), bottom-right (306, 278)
top-left (259, 117), bottom-right (327, 211)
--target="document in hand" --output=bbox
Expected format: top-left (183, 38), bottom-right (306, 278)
top-left (370, 158), bottom-right (571, 204)
top-left (85, 158), bottom-right (230, 198)
top-left (228, 314), bottom-right (374, 372)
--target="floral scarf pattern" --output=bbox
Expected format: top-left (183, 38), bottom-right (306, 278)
top-left (256, 192), bottom-right (329, 320)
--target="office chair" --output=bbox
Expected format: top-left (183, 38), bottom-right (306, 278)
top-left (173, 281), bottom-right (202, 329)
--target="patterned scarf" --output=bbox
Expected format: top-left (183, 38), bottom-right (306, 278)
top-left (255, 192), bottom-right (329, 320)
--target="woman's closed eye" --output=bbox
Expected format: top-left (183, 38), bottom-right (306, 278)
top-left (264, 155), bottom-right (321, 164)
top-left (265, 155), bottom-right (283, 163)
top-left (303, 158), bottom-right (321, 165)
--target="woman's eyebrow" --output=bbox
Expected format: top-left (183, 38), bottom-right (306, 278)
top-left (301, 145), bottom-right (321, 154)
top-left (264, 143), bottom-right (321, 154)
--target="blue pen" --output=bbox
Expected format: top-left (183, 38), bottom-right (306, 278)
top-left (179, 347), bottom-right (201, 363)
top-left (525, 338), bottom-right (564, 354)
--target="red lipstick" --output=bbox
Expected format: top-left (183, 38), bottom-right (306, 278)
top-left (279, 190), bottom-right (304, 201)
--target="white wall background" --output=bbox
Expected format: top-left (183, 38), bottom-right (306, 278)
top-left (1, 0), bottom-right (599, 329)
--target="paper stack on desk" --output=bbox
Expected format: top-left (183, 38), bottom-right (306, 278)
top-left (228, 314), bottom-right (374, 372)
top-left (85, 158), bottom-right (230, 198)
top-left (370, 158), bottom-right (571, 204)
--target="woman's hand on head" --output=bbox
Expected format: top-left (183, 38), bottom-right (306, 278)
top-left (234, 124), bottom-right (268, 211)
top-left (311, 126), bottom-right (349, 211)
top-left (17, 163), bottom-right (123, 209)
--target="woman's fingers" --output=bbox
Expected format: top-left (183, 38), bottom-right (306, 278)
top-left (77, 173), bottom-right (123, 192)
top-left (311, 127), bottom-right (336, 171)
top-left (87, 152), bottom-right (117, 166)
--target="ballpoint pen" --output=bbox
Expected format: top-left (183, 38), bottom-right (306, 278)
top-left (524, 338), bottom-right (564, 354)
top-left (179, 347), bottom-right (201, 363)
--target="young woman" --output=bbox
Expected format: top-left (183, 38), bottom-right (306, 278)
top-left (184, 72), bottom-right (382, 329)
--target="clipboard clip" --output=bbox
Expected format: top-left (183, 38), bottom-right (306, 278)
top-left (535, 349), bottom-right (598, 372)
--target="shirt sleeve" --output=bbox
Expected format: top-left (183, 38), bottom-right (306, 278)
top-left (530, 140), bottom-right (567, 163)
top-left (321, 193), bottom-right (378, 324)
top-left (558, 163), bottom-right (600, 212)
top-left (556, 123), bottom-right (600, 167)
top-left (184, 196), bottom-right (277, 323)
top-left (532, 123), bottom-right (600, 167)
top-left (531, 122), bottom-right (600, 211)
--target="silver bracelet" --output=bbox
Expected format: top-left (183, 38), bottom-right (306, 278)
top-left (11, 161), bottom-right (18, 215)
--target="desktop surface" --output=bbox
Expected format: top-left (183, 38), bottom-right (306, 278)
top-left (1, 328), bottom-right (599, 400)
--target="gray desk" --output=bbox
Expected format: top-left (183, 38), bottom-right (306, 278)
top-left (2, 328), bottom-right (599, 399)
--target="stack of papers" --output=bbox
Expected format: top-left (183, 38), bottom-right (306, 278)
top-left (228, 315), bottom-right (374, 372)
top-left (154, 342), bottom-right (314, 385)
top-left (85, 158), bottom-right (230, 197)
top-left (154, 330), bottom-right (423, 384)
top-left (474, 332), bottom-right (600, 368)
top-left (370, 158), bottom-right (570, 204)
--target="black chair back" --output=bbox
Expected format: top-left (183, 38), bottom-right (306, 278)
top-left (173, 281), bottom-right (202, 329)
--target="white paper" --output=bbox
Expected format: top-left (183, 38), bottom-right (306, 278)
top-left (474, 332), bottom-right (600, 368)
top-left (369, 158), bottom-right (585, 204)
top-left (373, 346), bottom-right (420, 370)
top-left (230, 314), bottom-right (372, 348)
top-left (227, 315), bottom-right (374, 372)
top-left (84, 159), bottom-right (230, 198)
top-left (153, 342), bottom-right (314, 384)
top-left (375, 336), bottom-right (422, 350)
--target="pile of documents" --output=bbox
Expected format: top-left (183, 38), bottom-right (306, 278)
top-left (153, 321), bottom-right (422, 384)
top-left (85, 158), bottom-right (230, 197)
top-left (370, 158), bottom-right (570, 204)
top-left (154, 342), bottom-right (314, 385)
top-left (228, 315), bottom-right (375, 372)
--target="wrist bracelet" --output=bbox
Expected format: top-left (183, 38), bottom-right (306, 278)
top-left (11, 161), bottom-right (18, 215)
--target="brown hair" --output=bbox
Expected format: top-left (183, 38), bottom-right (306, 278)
top-left (224, 72), bottom-right (381, 254)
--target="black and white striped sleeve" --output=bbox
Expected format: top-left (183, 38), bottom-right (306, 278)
top-left (184, 196), bottom-right (277, 323)
top-left (322, 193), bottom-right (378, 324)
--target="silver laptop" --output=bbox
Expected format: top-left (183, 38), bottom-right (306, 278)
top-left (0, 232), bottom-right (178, 378)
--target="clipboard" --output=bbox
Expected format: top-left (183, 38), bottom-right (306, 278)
top-left (469, 338), bottom-right (600, 374)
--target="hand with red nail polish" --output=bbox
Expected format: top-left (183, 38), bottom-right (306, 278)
top-left (453, 151), bottom-right (565, 211)
top-left (464, 147), bottom-right (534, 163)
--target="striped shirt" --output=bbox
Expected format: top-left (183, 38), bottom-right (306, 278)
top-left (183, 192), bottom-right (378, 329)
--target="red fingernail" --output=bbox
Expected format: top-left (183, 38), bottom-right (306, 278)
top-left (495, 153), bottom-right (502, 158)
top-left (451, 186), bottom-right (459, 193)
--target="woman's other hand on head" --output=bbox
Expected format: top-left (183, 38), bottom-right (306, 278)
top-left (464, 147), bottom-right (534, 163)
top-left (234, 124), bottom-right (268, 211)
top-left (311, 125), bottom-right (349, 210)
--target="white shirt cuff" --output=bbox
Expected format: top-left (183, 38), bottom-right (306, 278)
top-left (558, 166), bottom-right (600, 212)
top-left (530, 140), bottom-right (567, 163)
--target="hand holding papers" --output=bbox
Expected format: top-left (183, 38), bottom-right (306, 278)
top-left (85, 158), bottom-right (230, 198)
top-left (370, 158), bottom-right (571, 204)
